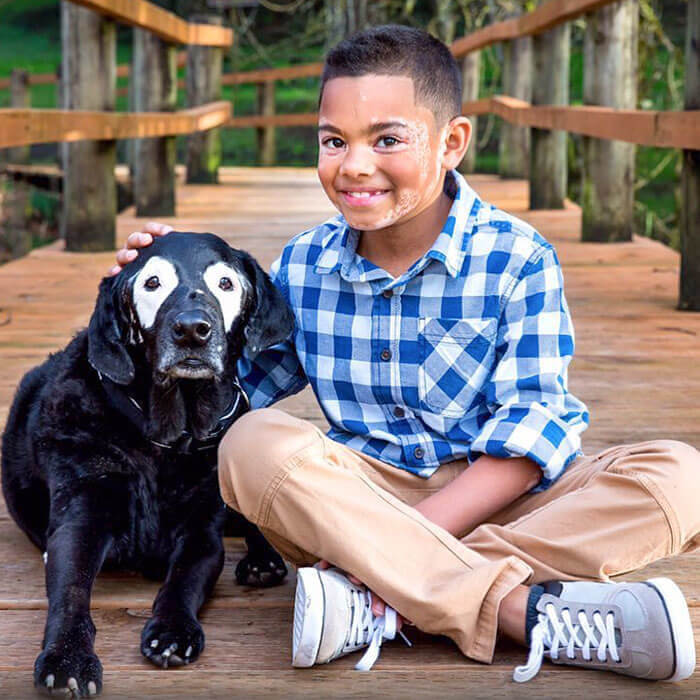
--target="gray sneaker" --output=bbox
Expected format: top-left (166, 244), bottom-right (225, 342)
top-left (514, 577), bottom-right (696, 682)
top-left (292, 567), bottom-right (409, 670)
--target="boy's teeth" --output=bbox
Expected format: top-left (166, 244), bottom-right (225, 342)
top-left (348, 191), bottom-right (380, 198)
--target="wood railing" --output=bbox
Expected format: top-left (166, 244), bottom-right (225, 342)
top-left (0, 0), bottom-right (698, 308)
top-left (0, 0), bottom-right (232, 252)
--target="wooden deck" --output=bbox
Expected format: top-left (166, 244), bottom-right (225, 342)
top-left (0, 167), bottom-right (698, 697)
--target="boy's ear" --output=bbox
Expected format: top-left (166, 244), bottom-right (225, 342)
top-left (442, 116), bottom-right (472, 170)
top-left (239, 252), bottom-right (295, 355)
top-left (88, 275), bottom-right (135, 385)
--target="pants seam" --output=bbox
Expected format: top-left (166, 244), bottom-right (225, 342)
top-left (255, 430), bottom-right (326, 528)
top-left (608, 467), bottom-right (681, 556)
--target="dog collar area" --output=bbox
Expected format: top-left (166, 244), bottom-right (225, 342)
top-left (96, 371), bottom-right (250, 455)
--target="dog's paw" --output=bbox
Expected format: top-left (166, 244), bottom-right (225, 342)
top-left (34, 646), bottom-right (102, 697)
top-left (235, 550), bottom-right (288, 587)
top-left (141, 614), bottom-right (205, 668)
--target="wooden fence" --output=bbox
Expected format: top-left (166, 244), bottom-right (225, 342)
top-left (0, 0), bottom-right (698, 308)
top-left (0, 0), bottom-right (231, 251)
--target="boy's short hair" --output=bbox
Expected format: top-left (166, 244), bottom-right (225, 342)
top-left (320, 24), bottom-right (462, 127)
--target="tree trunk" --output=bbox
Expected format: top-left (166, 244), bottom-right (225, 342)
top-left (581, 0), bottom-right (638, 242)
top-left (186, 14), bottom-right (223, 184)
top-left (459, 51), bottom-right (480, 174)
top-left (9, 70), bottom-right (30, 164)
top-left (530, 24), bottom-right (570, 210)
top-left (60, 1), bottom-right (116, 251)
top-left (133, 28), bottom-right (177, 217)
top-left (499, 35), bottom-right (532, 178)
top-left (680, 0), bottom-right (700, 310)
top-left (325, 0), bottom-right (368, 49)
top-left (256, 82), bottom-right (276, 167)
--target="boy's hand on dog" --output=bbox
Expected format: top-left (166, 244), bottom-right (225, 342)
top-left (109, 221), bottom-right (173, 276)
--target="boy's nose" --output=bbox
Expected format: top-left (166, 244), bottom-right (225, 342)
top-left (339, 146), bottom-right (376, 179)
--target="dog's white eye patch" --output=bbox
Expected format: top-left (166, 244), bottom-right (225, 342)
top-left (132, 256), bottom-right (178, 329)
top-left (203, 262), bottom-right (245, 331)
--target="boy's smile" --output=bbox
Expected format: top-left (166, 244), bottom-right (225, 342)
top-left (317, 75), bottom-right (470, 275)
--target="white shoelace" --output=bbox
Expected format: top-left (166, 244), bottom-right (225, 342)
top-left (348, 589), bottom-right (411, 671)
top-left (513, 602), bottom-right (620, 682)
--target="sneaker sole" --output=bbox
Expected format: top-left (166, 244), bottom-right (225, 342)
top-left (647, 577), bottom-right (696, 681)
top-left (292, 568), bottom-right (325, 668)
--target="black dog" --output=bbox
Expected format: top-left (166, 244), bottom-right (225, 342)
top-left (1, 232), bottom-right (294, 697)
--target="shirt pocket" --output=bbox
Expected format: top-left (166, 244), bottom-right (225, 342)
top-left (417, 317), bottom-right (497, 419)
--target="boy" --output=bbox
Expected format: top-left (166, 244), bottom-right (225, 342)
top-left (114, 26), bottom-right (699, 682)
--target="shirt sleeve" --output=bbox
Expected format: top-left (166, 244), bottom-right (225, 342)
top-left (468, 245), bottom-right (589, 491)
top-left (236, 254), bottom-right (309, 409)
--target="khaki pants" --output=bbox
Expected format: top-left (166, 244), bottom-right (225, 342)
top-left (217, 408), bottom-right (700, 664)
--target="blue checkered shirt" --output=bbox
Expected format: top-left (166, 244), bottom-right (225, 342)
top-left (237, 170), bottom-right (589, 491)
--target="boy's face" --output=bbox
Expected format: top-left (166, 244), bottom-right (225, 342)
top-left (317, 75), bottom-right (449, 232)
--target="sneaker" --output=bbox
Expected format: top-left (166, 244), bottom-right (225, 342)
top-left (514, 577), bottom-right (696, 682)
top-left (292, 567), bottom-right (410, 670)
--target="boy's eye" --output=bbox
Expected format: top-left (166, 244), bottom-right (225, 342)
top-left (323, 137), bottom-right (345, 149)
top-left (377, 136), bottom-right (400, 147)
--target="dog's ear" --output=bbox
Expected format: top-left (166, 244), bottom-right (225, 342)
top-left (239, 252), bottom-right (295, 354)
top-left (87, 275), bottom-right (135, 385)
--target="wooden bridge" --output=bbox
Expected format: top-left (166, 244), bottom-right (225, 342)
top-left (0, 167), bottom-right (698, 697)
top-left (0, 0), bottom-right (699, 696)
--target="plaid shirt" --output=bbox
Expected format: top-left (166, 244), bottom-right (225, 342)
top-left (237, 170), bottom-right (588, 491)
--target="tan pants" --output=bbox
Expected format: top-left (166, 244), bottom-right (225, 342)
top-left (217, 408), bottom-right (700, 664)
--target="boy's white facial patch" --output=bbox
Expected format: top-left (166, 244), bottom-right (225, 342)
top-left (132, 256), bottom-right (178, 329)
top-left (203, 262), bottom-right (245, 331)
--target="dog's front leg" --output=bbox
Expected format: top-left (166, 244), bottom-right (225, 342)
top-left (35, 510), bottom-right (113, 697)
top-left (141, 525), bottom-right (224, 668)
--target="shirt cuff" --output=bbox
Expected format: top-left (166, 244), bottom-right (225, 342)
top-left (468, 402), bottom-right (587, 491)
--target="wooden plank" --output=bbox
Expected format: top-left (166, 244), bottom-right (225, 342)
top-left (461, 97), bottom-right (700, 150)
top-left (0, 101), bottom-right (231, 149)
top-left (0, 605), bottom-right (698, 672)
top-left (67, 0), bottom-right (233, 47)
top-left (2, 668), bottom-right (699, 700)
top-left (0, 522), bottom-right (295, 610)
top-left (224, 100), bottom-right (700, 152)
top-left (1, 169), bottom-right (699, 698)
top-left (222, 62), bottom-right (324, 86)
top-left (0, 53), bottom-right (186, 90)
top-left (451, 0), bottom-right (617, 57)
top-left (226, 112), bottom-right (317, 129)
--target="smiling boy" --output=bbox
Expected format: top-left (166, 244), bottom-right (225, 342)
top-left (116, 25), bottom-right (698, 683)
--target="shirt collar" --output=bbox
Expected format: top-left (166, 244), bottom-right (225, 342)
top-left (314, 170), bottom-right (481, 281)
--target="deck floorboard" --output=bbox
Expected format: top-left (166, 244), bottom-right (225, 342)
top-left (0, 168), bottom-right (698, 696)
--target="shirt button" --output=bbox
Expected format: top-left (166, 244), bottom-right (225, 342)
top-left (382, 289), bottom-right (393, 298)
top-left (393, 406), bottom-right (405, 418)
top-left (380, 348), bottom-right (392, 361)
top-left (413, 447), bottom-right (424, 460)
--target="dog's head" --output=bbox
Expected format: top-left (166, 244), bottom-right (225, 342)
top-left (88, 232), bottom-right (294, 387)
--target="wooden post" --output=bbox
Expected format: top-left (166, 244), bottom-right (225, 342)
top-left (499, 35), bottom-right (532, 178)
top-left (60, 0), bottom-right (116, 252)
top-left (186, 14), bottom-right (223, 184)
top-left (530, 23), bottom-right (570, 209)
top-left (680, 0), bottom-right (700, 310)
top-left (4, 69), bottom-right (32, 259)
top-left (9, 70), bottom-right (30, 164)
top-left (459, 51), bottom-right (480, 174)
top-left (581, 0), bottom-right (638, 242)
top-left (256, 82), bottom-right (276, 167)
top-left (133, 28), bottom-right (177, 217)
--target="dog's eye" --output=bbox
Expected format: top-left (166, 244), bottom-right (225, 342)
top-left (219, 277), bottom-right (234, 291)
top-left (144, 276), bottom-right (160, 290)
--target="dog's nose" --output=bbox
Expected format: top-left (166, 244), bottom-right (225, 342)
top-left (172, 310), bottom-right (212, 346)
